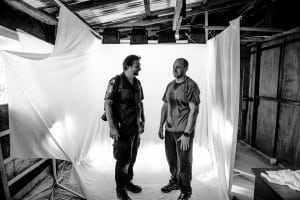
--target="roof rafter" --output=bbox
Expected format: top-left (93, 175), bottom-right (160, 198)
top-left (68, 0), bottom-right (130, 12)
top-left (173, 0), bottom-right (184, 32)
top-left (3, 0), bottom-right (58, 25)
top-left (143, 0), bottom-right (151, 17)
top-left (97, 1), bottom-right (246, 29)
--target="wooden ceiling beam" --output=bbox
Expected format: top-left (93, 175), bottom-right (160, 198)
top-left (97, 24), bottom-right (282, 36)
top-left (98, 7), bottom-right (228, 29)
top-left (87, 7), bottom-right (175, 25)
top-left (173, 0), bottom-right (184, 31)
top-left (208, 26), bottom-right (282, 32)
top-left (238, 0), bottom-right (260, 16)
top-left (90, 7), bottom-right (176, 28)
top-left (71, 0), bottom-right (203, 13)
top-left (79, 1), bottom-right (204, 23)
top-left (68, 0), bottom-right (130, 12)
top-left (95, 0), bottom-right (246, 29)
top-left (3, 0), bottom-right (58, 25)
top-left (143, 0), bottom-right (151, 17)
top-left (95, 15), bottom-right (174, 30)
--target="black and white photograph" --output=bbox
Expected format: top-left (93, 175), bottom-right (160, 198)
top-left (0, 0), bottom-right (300, 200)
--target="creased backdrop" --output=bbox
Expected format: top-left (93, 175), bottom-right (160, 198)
top-left (0, 5), bottom-right (239, 200)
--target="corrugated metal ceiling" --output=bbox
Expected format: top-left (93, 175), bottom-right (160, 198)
top-left (22, 0), bottom-right (204, 25)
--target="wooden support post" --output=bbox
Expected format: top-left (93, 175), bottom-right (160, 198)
top-left (173, 0), bottom-right (183, 31)
top-left (273, 43), bottom-right (285, 157)
top-left (205, 11), bottom-right (208, 41)
top-left (251, 44), bottom-right (262, 147)
top-left (175, 17), bottom-right (182, 40)
top-left (143, 0), bottom-right (151, 17)
top-left (0, 138), bottom-right (11, 200)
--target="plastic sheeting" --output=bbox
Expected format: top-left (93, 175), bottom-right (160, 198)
top-left (0, 5), bottom-right (240, 200)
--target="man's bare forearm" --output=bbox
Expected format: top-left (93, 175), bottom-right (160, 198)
top-left (184, 103), bottom-right (199, 134)
top-left (104, 100), bottom-right (117, 130)
top-left (159, 103), bottom-right (168, 128)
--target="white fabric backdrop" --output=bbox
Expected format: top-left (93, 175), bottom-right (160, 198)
top-left (0, 5), bottom-right (240, 200)
top-left (0, 28), bottom-right (53, 104)
top-left (205, 19), bottom-right (240, 196)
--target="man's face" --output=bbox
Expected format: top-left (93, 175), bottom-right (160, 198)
top-left (131, 60), bottom-right (141, 76)
top-left (173, 60), bottom-right (187, 78)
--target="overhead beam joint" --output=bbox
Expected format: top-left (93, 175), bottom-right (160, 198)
top-left (3, 0), bottom-right (58, 25)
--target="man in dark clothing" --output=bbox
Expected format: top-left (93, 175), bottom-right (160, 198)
top-left (104, 55), bottom-right (145, 200)
top-left (158, 58), bottom-right (200, 200)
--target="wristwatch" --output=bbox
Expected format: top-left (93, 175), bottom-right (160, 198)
top-left (183, 132), bottom-right (191, 137)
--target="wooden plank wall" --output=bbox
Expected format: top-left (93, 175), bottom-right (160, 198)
top-left (242, 32), bottom-right (300, 167)
top-left (239, 46), bottom-right (251, 140)
top-left (243, 54), bottom-right (256, 144)
top-left (276, 40), bottom-right (300, 167)
top-left (0, 3), bottom-right (56, 197)
top-left (0, 106), bottom-right (51, 199)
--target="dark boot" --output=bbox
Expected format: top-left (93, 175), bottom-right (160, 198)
top-left (177, 192), bottom-right (191, 200)
top-left (161, 181), bottom-right (179, 193)
top-left (126, 181), bottom-right (142, 193)
top-left (117, 191), bottom-right (132, 200)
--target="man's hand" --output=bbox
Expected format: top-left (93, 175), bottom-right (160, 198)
top-left (177, 135), bottom-right (190, 151)
top-left (158, 127), bottom-right (164, 139)
top-left (110, 127), bottom-right (120, 141)
top-left (138, 121), bottom-right (145, 134)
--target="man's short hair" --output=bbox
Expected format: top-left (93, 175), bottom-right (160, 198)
top-left (123, 55), bottom-right (141, 70)
top-left (176, 58), bottom-right (189, 68)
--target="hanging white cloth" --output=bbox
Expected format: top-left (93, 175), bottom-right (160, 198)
top-left (0, 5), bottom-right (240, 200)
top-left (205, 18), bottom-right (240, 196)
top-left (16, 29), bottom-right (53, 54)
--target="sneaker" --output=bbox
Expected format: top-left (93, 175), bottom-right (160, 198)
top-left (126, 182), bottom-right (142, 193)
top-left (161, 182), bottom-right (179, 193)
top-left (177, 192), bottom-right (191, 200)
top-left (117, 191), bottom-right (132, 200)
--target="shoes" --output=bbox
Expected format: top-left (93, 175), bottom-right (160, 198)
top-left (161, 182), bottom-right (179, 193)
top-left (126, 182), bottom-right (142, 193)
top-left (117, 191), bottom-right (132, 200)
top-left (177, 192), bottom-right (191, 200)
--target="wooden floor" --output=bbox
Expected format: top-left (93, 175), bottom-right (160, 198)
top-left (22, 141), bottom-right (274, 200)
top-left (231, 141), bottom-right (273, 200)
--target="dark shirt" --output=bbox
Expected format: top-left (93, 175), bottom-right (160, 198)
top-left (104, 72), bottom-right (144, 127)
top-left (162, 76), bottom-right (200, 132)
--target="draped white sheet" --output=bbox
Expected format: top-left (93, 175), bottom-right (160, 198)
top-left (0, 5), bottom-right (240, 200)
top-left (0, 28), bottom-right (53, 104)
top-left (205, 19), bottom-right (240, 196)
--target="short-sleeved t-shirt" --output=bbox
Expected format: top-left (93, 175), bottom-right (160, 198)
top-left (104, 72), bottom-right (144, 126)
top-left (162, 76), bottom-right (200, 132)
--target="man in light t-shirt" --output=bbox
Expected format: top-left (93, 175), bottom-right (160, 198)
top-left (158, 58), bottom-right (200, 200)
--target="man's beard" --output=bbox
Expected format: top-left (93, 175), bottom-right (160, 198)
top-left (174, 73), bottom-right (183, 78)
top-left (134, 70), bottom-right (139, 76)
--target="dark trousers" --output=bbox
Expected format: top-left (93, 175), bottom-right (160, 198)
top-left (113, 125), bottom-right (140, 193)
top-left (165, 130), bottom-right (193, 194)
